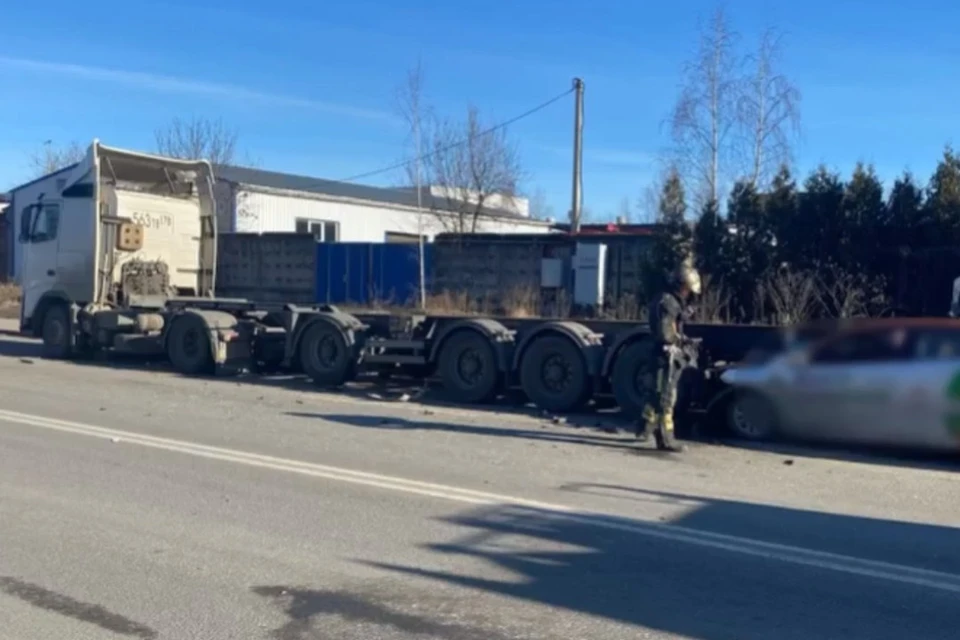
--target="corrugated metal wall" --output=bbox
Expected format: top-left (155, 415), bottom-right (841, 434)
top-left (315, 243), bottom-right (433, 306)
top-left (216, 233), bottom-right (317, 303)
top-left (433, 233), bottom-right (574, 300)
top-left (214, 231), bottom-right (656, 310)
top-left (216, 233), bottom-right (433, 306)
top-left (0, 210), bottom-right (9, 281)
top-left (431, 232), bottom-right (656, 311)
top-left (601, 235), bottom-right (658, 302)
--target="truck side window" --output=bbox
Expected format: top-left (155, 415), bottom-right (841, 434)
top-left (18, 206), bottom-right (32, 243)
top-left (30, 204), bottom-right (61, 243)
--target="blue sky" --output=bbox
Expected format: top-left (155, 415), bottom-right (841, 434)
top-left (2, 0), bottom-right (958, 221)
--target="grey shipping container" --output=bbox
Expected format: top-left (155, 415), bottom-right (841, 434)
top-left (216, 232), bottom-right (317, 303)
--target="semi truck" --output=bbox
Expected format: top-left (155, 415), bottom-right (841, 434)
top-left (15, 141), bottom-right (782, 428)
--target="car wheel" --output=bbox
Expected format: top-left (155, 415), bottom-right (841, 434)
top-left (726, 391), bottom-right (778, 441)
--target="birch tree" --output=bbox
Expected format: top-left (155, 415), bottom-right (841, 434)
top-left (670, 7), bottom-right (743, 209)
top-left (739, 28), bottom-right (801, 189)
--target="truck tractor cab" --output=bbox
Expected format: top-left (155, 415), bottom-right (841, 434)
top-left (17, 140), bottom-right (217, 356)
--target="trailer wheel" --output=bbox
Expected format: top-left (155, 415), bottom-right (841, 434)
top-left (611, 340), bottom-right (653, 419)
top-left (299, 320), bottom-right (355, 387)
top-left (167, 315), bottom-right (214, 375)
top-left (41, 304), bottom-right (72, 360)
top-left (438, 330), bottom-right (500, 404)
top-left (520, 335), bottom-right (590, 413)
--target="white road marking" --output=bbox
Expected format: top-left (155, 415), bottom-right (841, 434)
top-left (4, 407), bottom-right (960, 594)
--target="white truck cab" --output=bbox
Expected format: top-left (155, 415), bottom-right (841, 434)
top-left (16, 140), bottom-right (217, 355)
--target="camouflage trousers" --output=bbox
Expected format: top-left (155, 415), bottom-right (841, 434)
top-left (640, 356), bottom-right (679, 436)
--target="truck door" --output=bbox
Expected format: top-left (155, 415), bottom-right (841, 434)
top-left (19, 200), bottom-right (63, 327)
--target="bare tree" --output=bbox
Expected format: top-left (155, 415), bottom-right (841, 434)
top-left (617, 196), bottom-right (633, 222)
top-left (29, 140), bottom-right (86, 177)
top-left (395, 64), bottom-right (524, 233)
top-left (816, 264), bottom-right (887, 318)
top-left (739, 28), bottom-right (801, 189)
top-left (691, 274), bottom-right (732, 323)
top-left (758, 267), bottom-right (819, 325)
top-left (395, 59), bottom-right (432, 188)
top-left (670, 8), bottom-right (743, 208)
top-left (528, 187), bottom-right (554, 220)
top-left (422, 107), bottom-right (524, 232)
top-left (155, 116), bottom-right (239, 165)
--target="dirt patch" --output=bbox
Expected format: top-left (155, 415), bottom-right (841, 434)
top-left (0, 283), bottom-right (20, 319)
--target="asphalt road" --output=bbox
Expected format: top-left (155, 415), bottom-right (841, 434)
top-left (2, 322), bottom-right (960, 639)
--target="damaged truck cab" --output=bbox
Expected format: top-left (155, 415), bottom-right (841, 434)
top-left (18, 140), bottom-right (219, 358)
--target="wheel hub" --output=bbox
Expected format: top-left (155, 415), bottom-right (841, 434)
top-left (541, 354), bottom-right (570, 392)
top-left (732, 396), bottom-right (768, 437)
top-left (316, 336), bottom-right (339, 368)
top-left (457, 349), bottom-right (482, 386)
top-left (46, 318), bottom-right (65, 345)
top-left (182, 329), bottom-right (201, 357)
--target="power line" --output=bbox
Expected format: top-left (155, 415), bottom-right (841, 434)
top-left (339, 86), bottom-right (575, 183)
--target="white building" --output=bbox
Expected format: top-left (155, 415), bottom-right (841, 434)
top-left (5, 161), bottom-right (555, 281)
top-left (212, 164), bottom-right (553, 242)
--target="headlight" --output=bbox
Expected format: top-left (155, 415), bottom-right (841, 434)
top-left (719, 368), bottom-right (737, 384)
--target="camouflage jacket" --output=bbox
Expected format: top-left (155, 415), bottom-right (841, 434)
top-left (647, 291), bottom-right (685, 347)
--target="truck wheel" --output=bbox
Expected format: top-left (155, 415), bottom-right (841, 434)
top-left (726, 390), bottom-right (778, 441)
top-left (438, 330), bottom-right (500, 404)
top-left (611, 340), bottom-right (653, 419)
top-left (299, 320), bottom-right (355, 387)
top-left (167, 315), bottom-right (214, 375)
top-left (41, 304), bottom-right (72, 360)
top-left (520, 336), bottom-right (590, 413)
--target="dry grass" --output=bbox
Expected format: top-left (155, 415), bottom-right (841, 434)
top-left (604, 293), bottom-right (645, 321)
top-left (345, 286), bottom-right (544, 318)
top-left (0, 282), bottom-right (20, 319)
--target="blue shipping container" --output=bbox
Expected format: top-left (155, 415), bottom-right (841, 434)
top-left (315, 242), bottom-right (434, 306)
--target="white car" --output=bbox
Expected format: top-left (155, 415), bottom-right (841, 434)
top-left (716, 318), bottom-right (960, 453)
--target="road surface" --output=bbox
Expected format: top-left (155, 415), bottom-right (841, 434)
top-left (1, 322), bottom-right (959, 639)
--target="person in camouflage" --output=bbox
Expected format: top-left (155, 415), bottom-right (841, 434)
top-left (636, 261), bottom-right (702, 452)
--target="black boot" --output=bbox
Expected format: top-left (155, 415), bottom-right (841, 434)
top-left (654, 428), bottom-right (686, 453)
top-left (634, 421), bottom-right (652, 442)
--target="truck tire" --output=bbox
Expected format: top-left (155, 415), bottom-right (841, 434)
top-left (167, 315), bottom-right (214, 375)
top-left (437, 330), bottom-right (500, 404)
top-left (41, 304), bottom-right (72, 360)
top-left (611, 340), bottom-right (652, 420)
top-left (520, 335), bottom-right (590, 413)
top-left (298, 320), bottom-right (355, 387)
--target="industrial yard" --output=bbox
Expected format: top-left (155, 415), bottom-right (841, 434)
top-left (4, 0), bottom-right (960, 635)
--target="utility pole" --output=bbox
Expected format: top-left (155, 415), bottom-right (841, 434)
top-left (570, 77), bottom-right (584, 233)
top-left (415, 111), bottom-right (426, 310)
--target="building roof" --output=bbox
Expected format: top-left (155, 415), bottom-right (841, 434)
top-left (213, 164), bottom-right (529, 220)
top-left (7, 163), bottom-right (81, 196)
top-left (552, 221), bottom-right (660, 236)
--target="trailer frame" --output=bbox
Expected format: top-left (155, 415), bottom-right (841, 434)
top-left (37, 296), bottom-right (785, 433)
